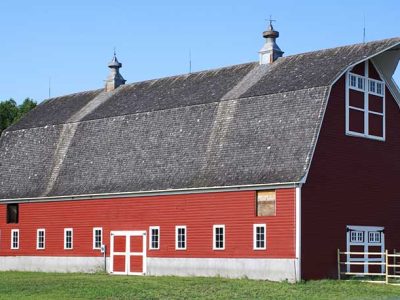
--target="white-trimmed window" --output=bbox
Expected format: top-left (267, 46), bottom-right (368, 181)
top-left (350, 230), bottom-right (364, 243)
top-left (213, 225), bottom-right (225, 250)
top-left (368, 231), bottom-right (381, 243)
top-left (346, 61), bottom-right (385, 141)
top-left (175, 226), bottom-right (186, 250)
top-left (93, 227), bottom-right (102, 250)
top-left (64, 228), bottom-right (73, 250)
top-left (11, 229), bottom-right (19, 249)
top-left (36, 229), bottom-right (45, 250)
top-left (253, 224), bottom-right (266, 250)
top-left (149, 226), bottom-right (160, 250)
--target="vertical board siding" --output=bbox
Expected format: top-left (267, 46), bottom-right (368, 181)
top-left (0, 189), bottom-right (296, 259)
top-left (302, 61), bottom-right (400, 279)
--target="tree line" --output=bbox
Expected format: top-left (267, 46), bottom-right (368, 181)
top-left (0, 98), bottom-right (37, 136)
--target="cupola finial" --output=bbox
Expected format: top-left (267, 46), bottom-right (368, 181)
top-left (105, 49), bottom-right (126, 92)
top-left (259, 17), bottom-right (284, 65)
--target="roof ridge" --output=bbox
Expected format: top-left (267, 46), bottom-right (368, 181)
top-left (123, 61), bottom-right (258, 88)
top-left (38, 37), bottom-right (400, 104)
top-left (281, 36), bottom-right (400, 59)
top-left (41, 88), bottom-right (103, 104)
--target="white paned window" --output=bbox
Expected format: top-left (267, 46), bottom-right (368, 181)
top-left (213, 225), bottom-right (225, 250)
top-left (368, 231), bottom-right (381, 243)
top-left (64, 228), bottom-right (73, 250)
top-left (349, 73), bottom-right (365, 91)
top-left (368, 79), bottom-right (384, 96)
top-left (253, 224), bottom-right (266, 250)
top-left (346, 62), bottom-right (385, 141)
top-left (11, 229), bottom-right (19, 249)
top-left (93, 227), bottom-right (102, 250)
top-left (37, 229), bottom-right (45, 249)
top-left (149, 226), bottom-right (160, 250)
top-left (350, 230), bottom-right (364, 243)
top-left (175, 226), bottom-right (186, 250)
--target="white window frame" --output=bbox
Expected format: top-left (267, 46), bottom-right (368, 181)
top-left (175, 225), bottom-right (187, 250)
top-left (149, 226), bottom-right (160, 250)
top-left (36, 229), bottom-right (46, 250)
top-left (253, 224), bottom-right (266, 250)
top-left (64, 228), bottom-right (73, 250)
top-left (11, 229), bottom-right (19, 250)
top-left (350, 230), bottom-right (364, 243)
top-left (92, 227), bottom-right (102, 250)
top-left (345, 61), bottom-right (386, 141)
top-left (213, 225), bottom-right (225, 250)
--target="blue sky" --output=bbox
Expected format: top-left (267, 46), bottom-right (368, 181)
top-left (0, 0), bottom-right (399, 104)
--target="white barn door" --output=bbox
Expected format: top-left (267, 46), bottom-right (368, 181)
top-left (346, 225), bottom-right (385, 274)
top-left (110, 231), bottom-right (147, 275)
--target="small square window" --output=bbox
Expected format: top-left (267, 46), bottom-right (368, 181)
top-left (256, 190), bottom-right (276, 216)
top-left (149, 226), bottom-right (160, 250)
top-left (368, 232), bottom-right (381, 243)
top-left (350, 231), bottom-right (364, 243)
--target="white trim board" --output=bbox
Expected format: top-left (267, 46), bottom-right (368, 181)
top-left (1, 182), bottom-right (299, 204)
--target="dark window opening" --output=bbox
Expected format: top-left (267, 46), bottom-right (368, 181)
top-left (7, 204), bottom-right (19, 224)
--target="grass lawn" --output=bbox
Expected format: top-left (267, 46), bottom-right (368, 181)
top-left (0, 272), bottom-right (399, 300)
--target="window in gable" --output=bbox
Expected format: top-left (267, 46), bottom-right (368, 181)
top-left (346, 61), bottom-right (385, 141)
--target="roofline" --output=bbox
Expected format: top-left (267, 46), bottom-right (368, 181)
top-left (329, 40), bottom-right (400, 92)
top-left (300, 40), bottom-right (400, 185)
top-left (0, 182), bottom-right (300, 204)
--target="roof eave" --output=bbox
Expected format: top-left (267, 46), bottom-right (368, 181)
top-left (0, 181), bottom-right (301, 204)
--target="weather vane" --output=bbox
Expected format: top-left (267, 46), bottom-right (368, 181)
top-left (266, 15), bottom-right (276, 27)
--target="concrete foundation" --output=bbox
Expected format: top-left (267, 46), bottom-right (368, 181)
top-left (147, 257), bottom-right (297, 281)
top-left (0, 256), bottom-right (297, 281)
top-left (0, 256), bottom-right (109, 273)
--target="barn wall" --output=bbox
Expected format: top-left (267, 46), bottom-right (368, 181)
top-left (0, 189), bottom-right (296, 279)
top-left (301, 61), bottom-right (400, 279)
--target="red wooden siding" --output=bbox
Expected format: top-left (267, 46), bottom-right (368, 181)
top-left (0, 189), bottom-right (296, 259)
top-left (301, 61), bottom-right (400, 279)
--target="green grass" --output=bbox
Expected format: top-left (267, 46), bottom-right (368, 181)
top-left (0, 272), bottom-right (399, 300)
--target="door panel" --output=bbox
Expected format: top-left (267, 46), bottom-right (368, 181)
top-left (129, 255), bottom-right (143, 273)
top-left (114, 236), bottom-right (126, 252)
top-left (113, 255), bottom-right (126, 273)
top-left (130, 236), bottom-right (143, 252)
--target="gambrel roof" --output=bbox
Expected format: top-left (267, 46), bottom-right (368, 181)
top-left (1, 38), bottom-right (400, 201)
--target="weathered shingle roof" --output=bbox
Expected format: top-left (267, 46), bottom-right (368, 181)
top-left (1, 37), bottom-right (399, 200)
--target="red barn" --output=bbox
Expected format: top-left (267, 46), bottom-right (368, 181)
top-left (0, 26), bottom-right (400, 281)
